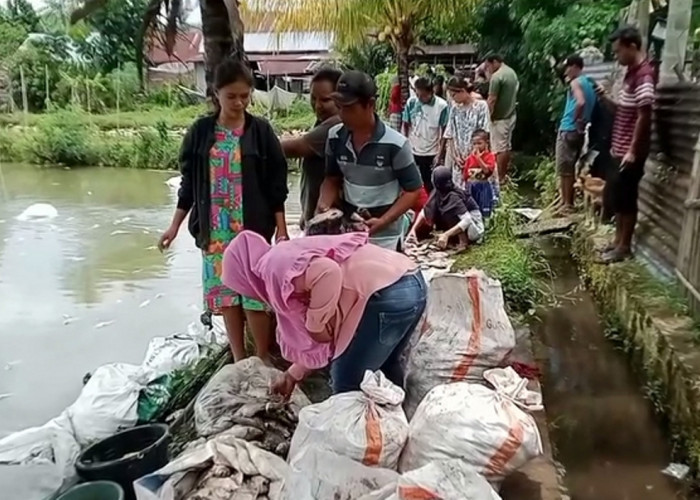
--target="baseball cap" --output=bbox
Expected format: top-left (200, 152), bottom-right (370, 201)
top-left (332, 70), bottom-right (377, 105)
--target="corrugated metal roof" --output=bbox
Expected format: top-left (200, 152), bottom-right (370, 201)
top-left (195, 31), bottom-right (333, 55)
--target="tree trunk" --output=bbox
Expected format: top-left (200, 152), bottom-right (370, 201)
top-left (397, 41), bottom-right (410, 107)
top-left (200, 0), bottom-right (246, 96)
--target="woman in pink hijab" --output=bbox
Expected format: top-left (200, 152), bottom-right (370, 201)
top-left (222, 230), bottom-right (427, 396)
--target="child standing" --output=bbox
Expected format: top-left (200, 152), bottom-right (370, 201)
top-left (463, 129), bottom-right (498, 217)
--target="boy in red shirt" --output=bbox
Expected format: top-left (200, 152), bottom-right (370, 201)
top-left (463, 129), bottom-right (497, 217)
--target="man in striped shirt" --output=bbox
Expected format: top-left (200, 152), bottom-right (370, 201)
top-left (595, 26), bottom-right (655, 263)
top-left (318, 70), bottom-right (423, 251)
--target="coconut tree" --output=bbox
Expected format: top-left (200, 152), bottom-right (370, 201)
top-left (70, 0), bottom-right (246, 93)
top-left (253, 0), bottom-right (471, 105)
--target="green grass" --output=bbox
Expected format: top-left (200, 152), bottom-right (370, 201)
top-left (452, 187), bottom-right (552, 315)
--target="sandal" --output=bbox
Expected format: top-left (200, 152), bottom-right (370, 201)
top-left (597, 248), bottom-right (633, 264)
top-left (596, 241), bottom-right (617, 253)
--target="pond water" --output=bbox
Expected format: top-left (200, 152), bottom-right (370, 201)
top-left (0, 163), bottom-right (301, 436)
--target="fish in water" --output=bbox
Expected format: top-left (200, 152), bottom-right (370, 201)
top-left (94, 320), bottom-right (114, 329)
top-left (0, 393), bottom-right (13, 402)
top-left (16, 203), bottom-right (58, 222)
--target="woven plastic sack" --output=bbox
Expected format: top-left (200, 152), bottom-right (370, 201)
top-left (288, 370), bottom-right (408, 470)
top-left (404, 271), bottom-right (516, 418)
top-left (400, 368), bottom-right (543, 483)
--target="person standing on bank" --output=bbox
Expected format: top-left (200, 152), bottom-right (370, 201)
top-left (282, 68), bottom-right (342, 229)
top-left (402, 77), bottom-right (449, 193)
top-left (556, 55), bottom-right (597, 215)
top-left (318, 70), bottom-right (423, 251)
top-left (158, 59), bottom-right (289, 362)
top-left (437, 74), bottom-right (490, 189)
top-left (595, 26), bottom-right (655, 263)
top-left (222, 230), bottom-right (427, 395)
top-left (484, 54), bottom-right (520, 181)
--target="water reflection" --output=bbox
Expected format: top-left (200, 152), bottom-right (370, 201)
top-left (0, 163), bottom-right (302, 435)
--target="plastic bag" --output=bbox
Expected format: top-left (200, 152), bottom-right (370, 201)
top-left (66, 363), bottom-right (150, 447)
top-left (285, 447), bottom-right (398, 500)
top-left (142, 335), bottom-right (201, 377)
top-left (0, 412), bottom-right (80, 500)
top-left (404, 271), bottom-right (516, 418)
top-left (288, 371), bottom-right (408, 470)
top-left (400, 368), bottom-right (543, 482)
top-left (134, 434), bottom-right (290, 500)
top-left (360, 460), bottom-right (501, 500)
top-left (194, 357), bottom-right (310, 437)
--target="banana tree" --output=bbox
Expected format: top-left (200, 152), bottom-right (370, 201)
top-left (71, 0), bottom-right (246, 94)
top-left (254, 0), bottom-right (470, 105)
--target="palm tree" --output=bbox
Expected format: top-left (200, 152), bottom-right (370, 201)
top-left (70, 0), bottom-right (246, 94)
top-left (253, 0), bottom-right (469, 105)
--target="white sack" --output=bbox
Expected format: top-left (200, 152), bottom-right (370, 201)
top-left (67, 363), bottom-right (150, 447)
top-left (134, 435), bottom-right (290, 500)
top-left (285, 447), bottom-right (398, 500)
top-left (195, 357), bottom-right (310, 438)
top-left (400, 368), bottom-right (543, 483)
top-left (359, 460), bottom-right (502, 500)
top-left (288, 371), bottom-right (408, 470)
top-left (404, 271), bottom-right (516, 418)
top-left (142, 335), bottom-right (201, 377)
top-left (0, 412), bottom-right (80, 500)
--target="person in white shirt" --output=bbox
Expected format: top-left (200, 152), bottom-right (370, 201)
top-left (402, 77), bottom-right (449, 192)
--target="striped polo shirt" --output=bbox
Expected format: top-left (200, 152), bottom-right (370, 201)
top-left (611, 59), bottom-right (655, 159)
top-left (325, 116), bottom-right (423, 250)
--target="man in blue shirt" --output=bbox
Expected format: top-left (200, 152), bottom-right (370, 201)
top-left (556, 54), bottom-right (597, 214)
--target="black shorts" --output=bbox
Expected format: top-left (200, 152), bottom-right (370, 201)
top-left (603, 157), bottom-right (645, 215)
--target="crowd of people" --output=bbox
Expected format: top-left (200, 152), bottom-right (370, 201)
top-left (156, 23), bottom-right (655, 397)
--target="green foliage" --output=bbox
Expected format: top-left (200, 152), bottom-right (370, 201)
top-left (341, 40), bottom-right (394, 78)
top-left (4, 0), bottom-right (40, 32)
top-left (0, 19), bottom-right (27, 63)
top-left (519, 156), bottom-right (558, 206)
top-left (375, 67), bottom-right (397, 116)
top-left (80, 0), bottom-right (149, 72)
top-left (474, 0), bottom-right (625, 154)
top-left (419, 8), bottom-right (477, 45)
top-left (453, 187), bottom-right (552, 315)
top-left (30, 111), bottom-right (98, 165)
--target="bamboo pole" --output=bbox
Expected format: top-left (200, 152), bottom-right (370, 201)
top-left (45, 65), bottom-right (50, 110)
top-left (116, 63), bottom-right (121, 130)
top-left (19, 65), bottom-right (28, 123)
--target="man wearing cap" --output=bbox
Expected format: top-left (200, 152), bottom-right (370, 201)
top-left (317, 70), bottom-right (423, 251)
top-left (556, 54), bottom-right (597, 214)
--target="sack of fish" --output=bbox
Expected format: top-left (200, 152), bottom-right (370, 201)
top-left (135, 271), bottom-right (543, 500)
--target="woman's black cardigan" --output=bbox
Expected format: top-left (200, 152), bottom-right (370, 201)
top-left (176, 112), bottom-right (289, 248)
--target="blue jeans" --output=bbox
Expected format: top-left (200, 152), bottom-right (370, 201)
top-left (330, 271), bottom-right (428, 394)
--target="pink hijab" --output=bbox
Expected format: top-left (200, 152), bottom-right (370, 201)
top-left (222, 230), bottom-right (369, 369)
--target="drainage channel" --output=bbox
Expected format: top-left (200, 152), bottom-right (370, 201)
top-left (535, 236), bottom-right (689, 500)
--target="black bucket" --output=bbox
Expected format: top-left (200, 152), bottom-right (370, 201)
top-left (75, 424), bottom-right (170, 500)
top-left (56, 481), bottom-right (124, 500)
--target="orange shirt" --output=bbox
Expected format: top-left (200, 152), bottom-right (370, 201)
top-left (464, 151), bottom-right (496, 181)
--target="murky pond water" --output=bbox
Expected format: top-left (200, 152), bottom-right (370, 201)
top-left (0, 163), bottom-right (301, 437)
top-left (536, 236), bottom-right (688, 499)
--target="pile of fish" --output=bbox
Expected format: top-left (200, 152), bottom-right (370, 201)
top-left (304, 209), bottom-right (368, 236)
top-left (193, 357), bottom-right (310, 458)
top-left (403, 240), bottom-right (457, 270)
top-left (184, 464), bottom-right (272, 500)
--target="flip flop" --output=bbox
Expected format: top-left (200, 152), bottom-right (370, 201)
top-left (596, 241), bottom-right (617, 253)
top-left (597, 248), bottom-right (633, 264)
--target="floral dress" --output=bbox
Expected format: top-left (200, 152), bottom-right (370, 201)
top-left (443, 100), bottom-right (491, 189)
top-left (202, 125), bottom-right (265, 313)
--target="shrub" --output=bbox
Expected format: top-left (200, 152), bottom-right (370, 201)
top-left (29, 111), bottom-right (97, 165)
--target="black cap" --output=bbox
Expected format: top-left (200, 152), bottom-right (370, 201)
top-left (332, 70), bottom-right (377, 105)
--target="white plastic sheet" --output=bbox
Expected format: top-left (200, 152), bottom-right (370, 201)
top-left (285, 448), bottom-right (399, 500)
top-left (404, 271), bottom-right (516, 418)
top-left (0, 412), bottom-right (80, 500)
top-left (399, 368), bottom-right (543, 483)
top-left (67, 363), bottom-right (149, 447)
top-left (360, 460), bottom-right (502, 500)
top-left (288, 371), bottom-right (409, 470)
top-left (142, 336), bottom-right (201, 377)
top-left (134, 435), bottom-right (290, 500)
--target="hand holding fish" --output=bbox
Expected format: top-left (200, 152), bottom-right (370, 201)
top-left (270, 371), bottom-right (297, 401)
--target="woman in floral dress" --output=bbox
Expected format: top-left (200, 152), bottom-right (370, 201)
top-left (159, 59), bottom-right (289, 362)
top-left (437, 74), bottom-right (491, 189)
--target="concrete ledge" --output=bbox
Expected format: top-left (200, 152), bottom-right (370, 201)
top-left (571, 222), bottom-right (700, 476)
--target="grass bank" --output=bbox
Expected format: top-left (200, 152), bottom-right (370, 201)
top-left (0, 102), bottom-right (315, 169)
top-left (452, 187), bottom-right (552, 316)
